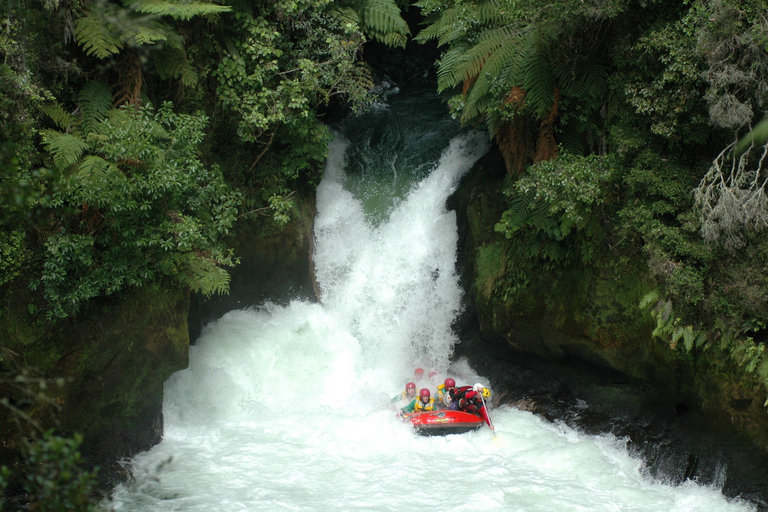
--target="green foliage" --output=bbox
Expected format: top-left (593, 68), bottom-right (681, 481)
top-left (73, 0), bottom-right (231, 59)
top-left (496, 152), bottom-right (616, 241)
top-left (23, 431), bottom-right (99, 511)
top-left (211, 3), bottom-right (382, 221)
top-left (38, 100), bottom-right (240, 319)
top-left (0, 229), bottom-right (26, 287)
top-left (619, 5), bottom-right (710, 144)
top-left (492, 152), bottom-right (616, 301)
top-left (337, 0), bottom-right (411, 48)
top-left (415, 0), bottom-right (614, 141)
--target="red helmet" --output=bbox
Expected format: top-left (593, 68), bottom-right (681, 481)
top-left (414, 368), bottom-right (425, 376)
top-left (444, 378), bottom-right (455, 388)
top-left (406, 382), bottom-right (416, 390)
top-left (419, 388), bottom-right (430, 398)
top-left (429, 370), bottom-right (438, 378)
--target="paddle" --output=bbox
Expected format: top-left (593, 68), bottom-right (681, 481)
top-left (478, 391), bottom-right (496, 436)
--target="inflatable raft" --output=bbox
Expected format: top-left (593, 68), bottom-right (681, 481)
top-left (403, 410), bottom-right (484, 436)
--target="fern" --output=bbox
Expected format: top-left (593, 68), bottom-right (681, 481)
top-left (436, 46), bottom-right (470, 92)
top-left (180, 254), bottom-right (231, 297)
top-left (639, 289), bottom-right (661, 310)
top-left (130, 0), bottom-right (231, 21)
top-left (521, 43), bottom-right (555, 119)
top-left (358, 0), bottom-right (410, 48)
top-left (154, 47), bottom-right (198, 87)
top-left (74, 8), bottom-right (123, 59)
top-left (42, 131), bottom-right (90, 169)
top-left (120, 18), bottom-right (174, 47)
top-left (41, 104), bottom-right (77, 133)
top-left (78, 82), bottom-right (113, 135)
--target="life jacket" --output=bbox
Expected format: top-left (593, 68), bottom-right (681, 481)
top-left (413, 397), bottom-right (436, 412)
top-left (392, 389), bottom-right (417, 403)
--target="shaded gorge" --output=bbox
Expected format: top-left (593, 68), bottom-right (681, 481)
top-left (108, 84), bottom-right (761, 511)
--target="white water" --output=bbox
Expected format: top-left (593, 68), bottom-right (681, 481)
top-left (108, 89), bottom-right (756, 512)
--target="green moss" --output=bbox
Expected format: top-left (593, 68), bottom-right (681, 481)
top-left (475, 242), bottom-right (506, 301)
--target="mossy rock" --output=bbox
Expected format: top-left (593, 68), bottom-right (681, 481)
top-left (0, 282), bottom-right (189, 484)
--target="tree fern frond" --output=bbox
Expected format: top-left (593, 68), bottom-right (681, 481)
top-left (74, 9), bottom-right (124, 59)
top-left (120, 18), bottom-right (172, 47)
top-left (180, 253), bottom-right (231, 297)
top-left (522, 45), bottom-right (554, 118)
top-left (154, 47), bottom-right (198, 87)
top-left (78, 82), bottom-right (113, 135)
top-left (461, 28), bottom-right (509, 82)
top-left (436, 45), bottom-right (470, 91)
top-left (639, 290), bottom-right (661, 310)
top-left (415, 5), bottom-right (471, 46)
top-left (331, 6), bottom-right (360, 26)
top-left (129, 0), bottom-right (231, 21)
top-left (41, 104), bottom-right (77, 133)
top-left (77, 155), bottom-right (114, 179)
top-left (359, 0), bottom-right (410, 48)
top-left (415, 3), bottom-right (504, 45)
top-left (43, 130), bottom-right (90, 169)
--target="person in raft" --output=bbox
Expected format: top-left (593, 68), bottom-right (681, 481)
top-left (401, 388), bottom-right (437, 414)
top-left (435, 377), bottom-right (458, 409)
top-left (392, 381), bottom-right (417, 404)
top-left (449, 383), bottom-right (494, 430)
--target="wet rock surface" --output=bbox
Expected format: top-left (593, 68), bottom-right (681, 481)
top-left (455, 334), bottom-right (768, 510)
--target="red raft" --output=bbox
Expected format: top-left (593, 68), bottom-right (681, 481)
top-left (403, 410), bottom-right (484, 436)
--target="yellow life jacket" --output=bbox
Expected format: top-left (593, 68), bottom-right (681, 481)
top-left (413, 397), bottom-right (436, 412)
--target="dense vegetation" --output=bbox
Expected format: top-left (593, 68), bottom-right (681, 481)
top-left (3, 0), bottom-right (768, 506)
top-left (416, 0), bottom-right (768, 397)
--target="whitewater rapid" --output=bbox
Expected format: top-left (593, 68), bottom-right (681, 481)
top-left (107, 86), bottom-right (756, 512)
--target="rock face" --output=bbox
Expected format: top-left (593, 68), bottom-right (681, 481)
top-left (0, 284), bottom-right (190, 484)
top-left (448, 148), bottom-right (768, 504)
top-left (188, 193), bottom-right (318, 341)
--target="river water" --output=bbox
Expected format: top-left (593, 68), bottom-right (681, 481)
top-left (107, 84), bottom-right (756, 511)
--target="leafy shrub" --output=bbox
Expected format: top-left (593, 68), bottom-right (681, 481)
top-left (38, 100), bottom-right (240, 319)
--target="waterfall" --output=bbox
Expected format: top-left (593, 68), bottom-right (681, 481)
top-left (107, 85), bottom-right (756, 512)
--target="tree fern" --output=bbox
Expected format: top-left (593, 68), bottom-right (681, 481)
top-left (40, 104), bottom-right (77, 132)
top-left (436, 45), bottom-right (470, 92)
top-left (154, 47), bottom-right (198, 87)
top-left (130, 0), bottom-right (231, 20)
top-left (521, 43), bottom-right (555, 119)
top-left (74, 7), bottom-right (123, 59)
top-left (78, 82), bottom-right (113, 135)
top-left (417, 0), bottom-right (614, 173)
top-left (42, 131), bottom-right (91, 169)
top-left (339, 0), bottom-right (409, 48)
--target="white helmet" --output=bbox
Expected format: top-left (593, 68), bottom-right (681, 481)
top-left (473, 383), bottom-right (484, 392)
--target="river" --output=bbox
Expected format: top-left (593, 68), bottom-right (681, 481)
top-left (107, 83), bottom-right (756, 511)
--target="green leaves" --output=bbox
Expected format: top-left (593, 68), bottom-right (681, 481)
top-left (42, 132), bottom-right (90, 169)
top-left (74, 0), bottom-right (232, 58)
top-left (40, 101), bottom-right (240, 319)
top-left (357, 0), bottom-right (410, 47)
